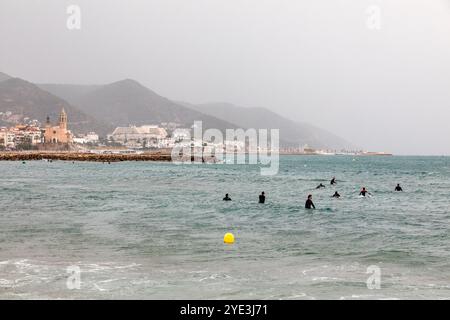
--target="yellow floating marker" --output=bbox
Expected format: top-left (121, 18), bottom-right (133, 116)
top-left (223, 233), bottom-right (235, 244)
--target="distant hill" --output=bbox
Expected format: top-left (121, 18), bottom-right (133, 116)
top-left (39, 79), bottom-right (353, 148)
top-left (42, 79), bottom-right (240, 132)
top-left (9, 73), bottom-right (354, 148)
top-left (0, 78), bottom-right (109, 135)
top-left (189, 102), bottom-right (354, 150)
top-left (0, 72), bottom-right (11, 83)
top-left (38, 83), bottom-right (100, 107)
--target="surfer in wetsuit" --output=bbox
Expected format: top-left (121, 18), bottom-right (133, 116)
top-left (223, 193), bottom-right (232, 201)
top-left (395, 184), bottom-right (403, 192)
top-left (259, 192), bottom-right (266, 203)
top-left (316, 183), bottom-right (326, 189)
top-left (359, 187), bottom-right (372, 197)
top-left (305, 194), bottom-right (315, 209)
top-left (332, 191), bottom-right (341, 198)
top-left (330, 177), bottom-right (336, 185)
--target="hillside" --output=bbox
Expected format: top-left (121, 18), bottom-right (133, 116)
top-left (0, 78), bottom-right (109, 135)
top-left (11, 74), bottom-right (354, 148)
top-left (190, 102), bottom-right (354, 150)
top-left (49, 79), bottom-right (239, 131)
top-left (38, 83), bottom-right (100, 107)
top-left (39, 79), bottom-right (353, 148)
top-left (0, 72), bottom-right (11, 83)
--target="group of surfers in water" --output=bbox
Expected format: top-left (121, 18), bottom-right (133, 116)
top-left (223, 177), bottom-right (404, 210)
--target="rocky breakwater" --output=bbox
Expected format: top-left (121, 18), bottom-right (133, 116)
top-left (0, 152), bottom-right (173, 162)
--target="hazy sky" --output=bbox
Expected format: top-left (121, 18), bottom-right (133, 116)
top-left (1, 0), bottom-right (450, 155)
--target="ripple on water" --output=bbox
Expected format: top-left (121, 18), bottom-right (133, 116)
top-left (0, 156), bottom-right (449, 299)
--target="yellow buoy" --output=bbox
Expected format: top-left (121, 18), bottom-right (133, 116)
top-left (223, 233), bottom-right (235, 244)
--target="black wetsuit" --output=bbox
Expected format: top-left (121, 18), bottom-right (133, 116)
top-left (316, 184), bottom-right (325, 189)
top-left (305, 199), bottom-right (315, 209)
top-left (395, 186), bottom-right (403, 191)
top-left (223, 196), bottom-right (232, 201)
top-left (331, 178), bottom-right (336, 185)
top-left (359, 190), bottom-right (369, 197)
top-left (259, 194), bottom-right (266, 203)
top-left (332, 192), bottom-right (340, 198)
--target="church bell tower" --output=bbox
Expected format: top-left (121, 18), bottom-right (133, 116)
top-left (59, 108), bottom-right (67, 130)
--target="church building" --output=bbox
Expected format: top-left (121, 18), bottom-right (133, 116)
top-left (43, 108), bottom-right (73, 144)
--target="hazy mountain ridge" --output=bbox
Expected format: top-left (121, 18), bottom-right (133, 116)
top-left (0, 78), bottom-right (109, 134)
top-left (190, 102), bottom-right (354, 150)
top-left (41, 79), bottom-right (240, 132)
top-left (2, 71), bottom-right (353, 148)
top-left (38, 83), bottom-right (101, 107)
top-left (0, 72), bottom-right (12, 83)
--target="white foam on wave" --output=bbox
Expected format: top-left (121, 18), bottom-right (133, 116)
top-left (198, 273), bottom-right (232, 282)
top-left (93, 283), bottom-right (107, 291)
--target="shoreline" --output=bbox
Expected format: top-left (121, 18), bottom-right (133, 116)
top-left (0, 151), bottom-right (395, 162)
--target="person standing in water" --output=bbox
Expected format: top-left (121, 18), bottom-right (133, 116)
top-left (305, 194), bottom-right (316, 209)
top-left (259, 192), bottom-right (266, 203)
top-left (332, 191), bottom-right (341, 198)
top-left (330, 177), bottom-right (337, 185)
top-left (223, 193), bottom-right (232, 201)
top-left (359, 187), bottom-right (372, 197)
top-left (395, 184), bottom-right (403, 192)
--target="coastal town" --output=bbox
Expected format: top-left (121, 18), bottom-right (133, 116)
top-left (0, 108), bottom-right (390, 157)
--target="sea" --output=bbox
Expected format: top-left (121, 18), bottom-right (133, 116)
top-left (0, 156), bottom-right (449, 299)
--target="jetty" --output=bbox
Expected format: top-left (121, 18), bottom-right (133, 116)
top-left (0, 151), bottom-right (173, 162)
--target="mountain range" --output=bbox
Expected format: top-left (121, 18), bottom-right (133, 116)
top-left (0, 76), bottom-right (104, 134)
top-left (184, 102), bottom-right (352, 149)
top-left (1, 71), bottom-right (353, 149)
top-left (39, 80), bottom-right (239, 133)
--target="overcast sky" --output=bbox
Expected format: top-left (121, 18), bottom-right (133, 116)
top-left (1, 0), bottom-right (449, 155)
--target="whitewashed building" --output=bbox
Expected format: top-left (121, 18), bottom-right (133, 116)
top-left (0, 129), bottom-right (15, 148)
top-left (0, 125), bottom-right (42, 148)
top-left (74, 132), bottom-right (100, 144)
top-left (110, 125), bottom-right (168, 147)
